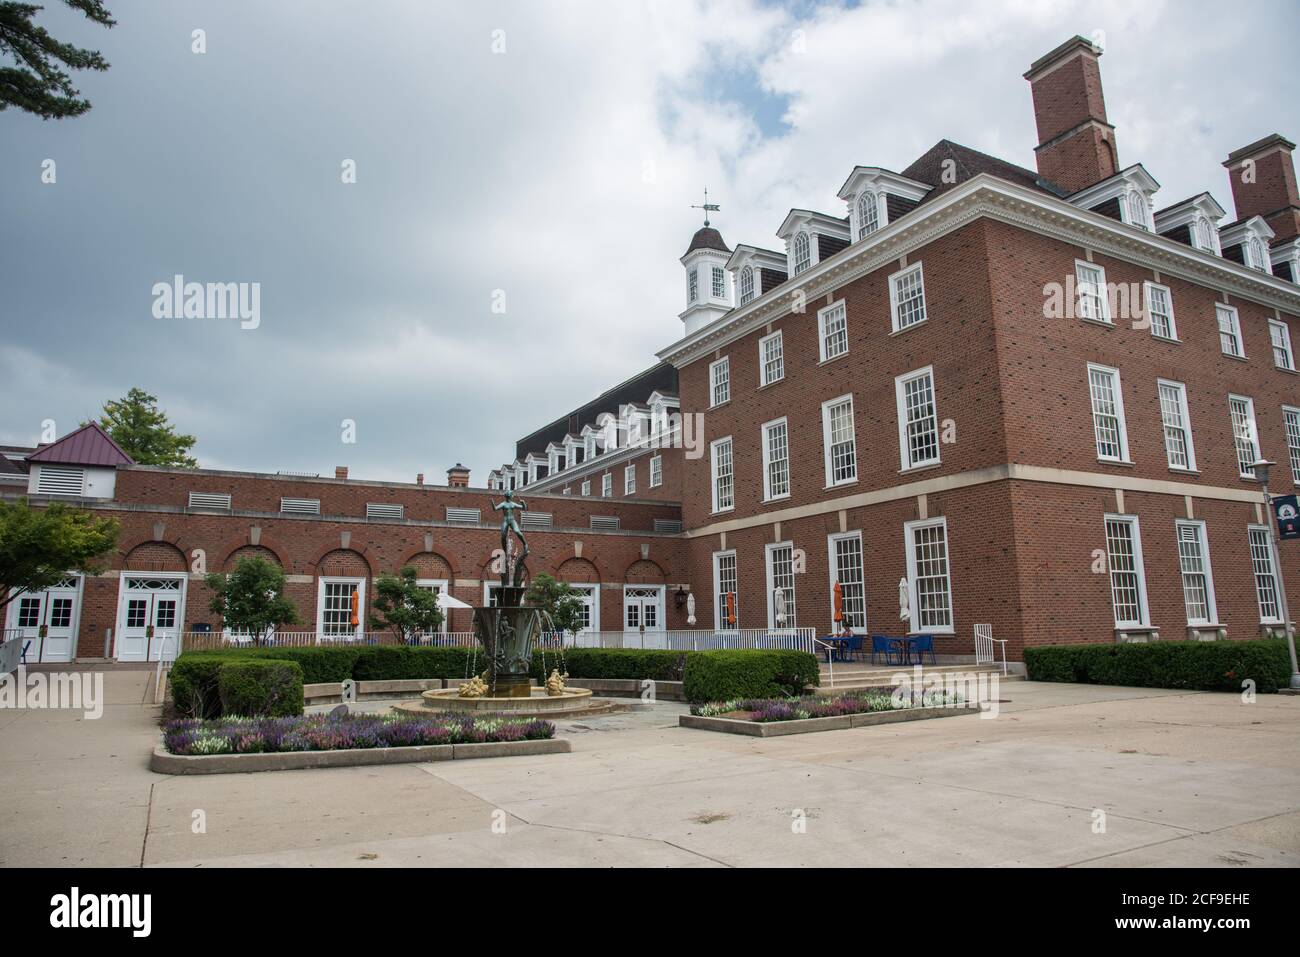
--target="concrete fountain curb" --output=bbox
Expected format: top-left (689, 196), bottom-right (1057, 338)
top-left (679, 704), bottom-right (981, 737)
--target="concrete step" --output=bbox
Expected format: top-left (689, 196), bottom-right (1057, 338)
top-left (818, 663), bottom-right (1007, 678)
top-left (814, 667), bottom-right (1024, 695)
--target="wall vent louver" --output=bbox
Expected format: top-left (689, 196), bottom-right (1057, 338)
top-left (280, 497), bottom-right (321, 515)
top-left (590, 516), bottom-right (620, 531)
top-left (445, 507), bottom-right (481, 524)
top-left (188, 491), bottom-right (232, 510)
top-left (366, 502), bottom-right (405, 520)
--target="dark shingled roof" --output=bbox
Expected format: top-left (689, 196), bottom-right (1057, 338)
top-left (684, 226), bottom-right (731, 256)
top-left (26, 422), bottom-right (134, 468)
top-left (902, 139), bottom-right (1067, 205)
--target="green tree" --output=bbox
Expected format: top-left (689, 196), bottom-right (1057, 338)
top-left (0, 1), bottom-right (115, 119)
top-left (370, 566), bottom-right (444, 641)
top-left (0, 499), bottom-right (118, 612)
top-left (94, 387), bottom-right (198, 467)
top-left (205, 556), bottom-right (301, 645)
top-left (523, 573), bottom-right (585, 641)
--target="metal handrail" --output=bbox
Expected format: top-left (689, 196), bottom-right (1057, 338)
top-left (810, 637), bottom-right (834, 688)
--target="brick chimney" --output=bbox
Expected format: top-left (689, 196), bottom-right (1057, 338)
top-left (334, 466), bottom-right (348, 480)
top-left (446, 463), bottom-right (470, 488)
top-left (416, 472), bottom-right (424, 486)
top-left (1024, 37), bottom-right (1119, 194)
top-left (1223, 134), bottom-right (1300, 242)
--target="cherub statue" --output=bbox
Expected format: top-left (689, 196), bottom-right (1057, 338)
top-left (492, 488), bottom-right (529, 587)
top-left (545, 669), bottom-right (568, 697)
top-left (459, 674), bottom-right (488, 698)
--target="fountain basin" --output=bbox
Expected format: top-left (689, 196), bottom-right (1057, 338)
top-left (393, 685), bottom-right (620, 719)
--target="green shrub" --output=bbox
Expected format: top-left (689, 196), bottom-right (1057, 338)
top-left (170, 654), bottom-right (233, 718)
top-left (216, 659), bottom-right (304, 717)
top-left (352, 646), bottom-right (478, 681)
top-left (682, 649), bottom-right (820, 703)
top-left (1023, 638), bottom-right (1292, 693)
top-left (529, 647), bottom-right (689, 682)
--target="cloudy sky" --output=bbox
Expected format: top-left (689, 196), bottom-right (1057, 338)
top-left (3, 0), bottom-right (1298, 483)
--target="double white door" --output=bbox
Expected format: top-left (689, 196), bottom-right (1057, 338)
top-left (116, 574), bottom-right (186, 661)
top-left (5, 576), bottom-right (82, 663)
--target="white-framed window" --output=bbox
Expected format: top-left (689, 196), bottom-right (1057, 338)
top-left (856, 191), bottom-right (879, 239)
top-left (713, 550), bottom-right (738, 630)
top-left (687, 267), bottom-right (698, 303)
top-left (791, 231), bottom-right (811, 275)
top-left (828, 531), bottom-right (866, 632)
top-left (711, 436), bottom-right (734, 513)
top-left (1145, 282), bottom-right (1176, 340)
top-left (905, 517), bottom-right (953, 633)
top-left (1103, 515), bottom-right (1149, 628)
top-left (765, 542), bottom-right (797, 629)
top-left (414, 579), bottom-right (451, 634)
top-left (1157, 379), bottom-right (1196, 471)
top-left (1175, 520), bottom-right (1217, 626)
top-left (1075, 260), bottom-right (1110, 324)
top-left (761, 417), bottom-right (790, 501)
top-left (1248, 525), bottom-right (1282, 623)
top-left (317, 577), bottom-right (365, 638)
top-left (584, 434), bottom-right (597, 460)
top-left (1284, 406), bottom-right (1300, 484)
top-left (821, 394), bottom-right (857, 486)
top-left (818, 300), bottom-right (848, 361)
top-left (601, 473), bottom-right (612, 497)
top-left (712, 265), bottom-right (726, 298)
top-left (1269, 319), bottom-right (1294, 370)
top-left (650, 454), bottom-right (662, 488)
top-left (624, 463), bottom-right (636, 495)
top-left (581, 479), bottom-right (591, 496)
top-left (759, 330), bottom-right (784, 385)
top-left (1087, 364), bottom-right (1130, 462)
top-left (739, 265), bottom-right (755, 304)
top-left (1217, 304), bottom-right (1244, 357)
top-left (1228, 394), bottom-right (1260, 479)
top-left (709, 356), bottom-right (730, 407)
top-left (566, 584), bottom-right (599, 634)
top-left (1194, 216), bottom-right (1217, 253)
top-left (1126, 191), bottom-right (1149, 230)
top-left (1248, 236), bottom-right (1269, 272)
top-left (896, 366), bottom-right (940, 470)
top-left (889, 262), bottom-right (927, 332)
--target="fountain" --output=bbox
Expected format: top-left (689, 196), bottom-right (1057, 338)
top-left (396, 489), bottom-right (616, 718)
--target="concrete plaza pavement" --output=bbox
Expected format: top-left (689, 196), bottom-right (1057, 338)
top-left (2, 671), bottom-right (1298, 867)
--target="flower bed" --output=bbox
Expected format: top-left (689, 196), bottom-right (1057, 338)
top-left (691, 687), bottom-right (964, 721)
top-left (162, 712), bottom-right (555, 756)
top-left (680, 688), bottom-right (977, 737)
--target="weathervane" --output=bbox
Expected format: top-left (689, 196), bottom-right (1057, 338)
top-left (691, 187), bottom-right (721, 227)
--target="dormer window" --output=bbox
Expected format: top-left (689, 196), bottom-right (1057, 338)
top-left (856, 192), bottom-right (879, 239)
top-left (1248, 236), bottom-right (1268, 272)
top-left (739, 266), bottom-right (755, 305)
top-left (1126, 191), bottom-right (1150, 230)
top-left (687, 268), bottom-right (698, 302)
top-left (585, 434), bottom-right (596, 459)
top-left (1195, 217), bottom-right (1215, 252)
top-left (791, 232), bottom-right (811, 275)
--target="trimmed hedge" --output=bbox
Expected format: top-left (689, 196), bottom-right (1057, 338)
top-left (216, 659), bottom-right (305, 717)
top-left (682, 649), bottom-right (820, 703)
top-left (172, 646), bottom-right (821, 711)
top-left (530, 648), bottom-right (688, 682)
top-left (1023, 638), bottom-right (1292, 693)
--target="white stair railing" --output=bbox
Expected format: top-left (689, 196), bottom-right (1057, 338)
top-left (973, 623), bottom-right (1007, 676)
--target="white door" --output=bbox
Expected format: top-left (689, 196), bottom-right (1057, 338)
top-left (5, 576), bottom-right (82, 663)
top-left (623, 586), bottom-right (666, 648)
top-left (116, 575), bottom-right (187, 662)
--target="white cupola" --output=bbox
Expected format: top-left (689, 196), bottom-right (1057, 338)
top-left (678, 209), bottom-right (733, 336)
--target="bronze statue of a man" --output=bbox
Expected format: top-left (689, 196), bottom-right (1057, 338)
top-left (492, 489), bottom-right (529, 587)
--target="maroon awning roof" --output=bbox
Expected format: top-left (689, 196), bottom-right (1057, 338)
top-left (26, 422), bottom-right (134, 467)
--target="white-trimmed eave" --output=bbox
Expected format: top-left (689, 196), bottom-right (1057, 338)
top-left (657, 173), bottom-right (1300, 369)
top-left (524, 428), bottom-right (679, 493)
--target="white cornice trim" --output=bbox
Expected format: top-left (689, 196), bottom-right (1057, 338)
top-left (657, 174), bottom-right (1300, 369)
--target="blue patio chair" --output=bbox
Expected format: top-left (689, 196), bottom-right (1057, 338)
top-left (870, 635), bottom-right (897, 665)
top-left (846, 634), bottom-right (864, 661)
top-left (911, 633), bottom-right (937, 665)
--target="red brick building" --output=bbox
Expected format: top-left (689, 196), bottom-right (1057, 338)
top-left (6, 37), bottom-right (1300, 664)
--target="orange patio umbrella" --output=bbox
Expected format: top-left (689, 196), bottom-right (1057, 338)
top-left (349, 588), bottom-right (360, 628)
top-left (726, 591), bottom-right (736, 626)
top-left (833, 581), bottom-right (844, 625)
